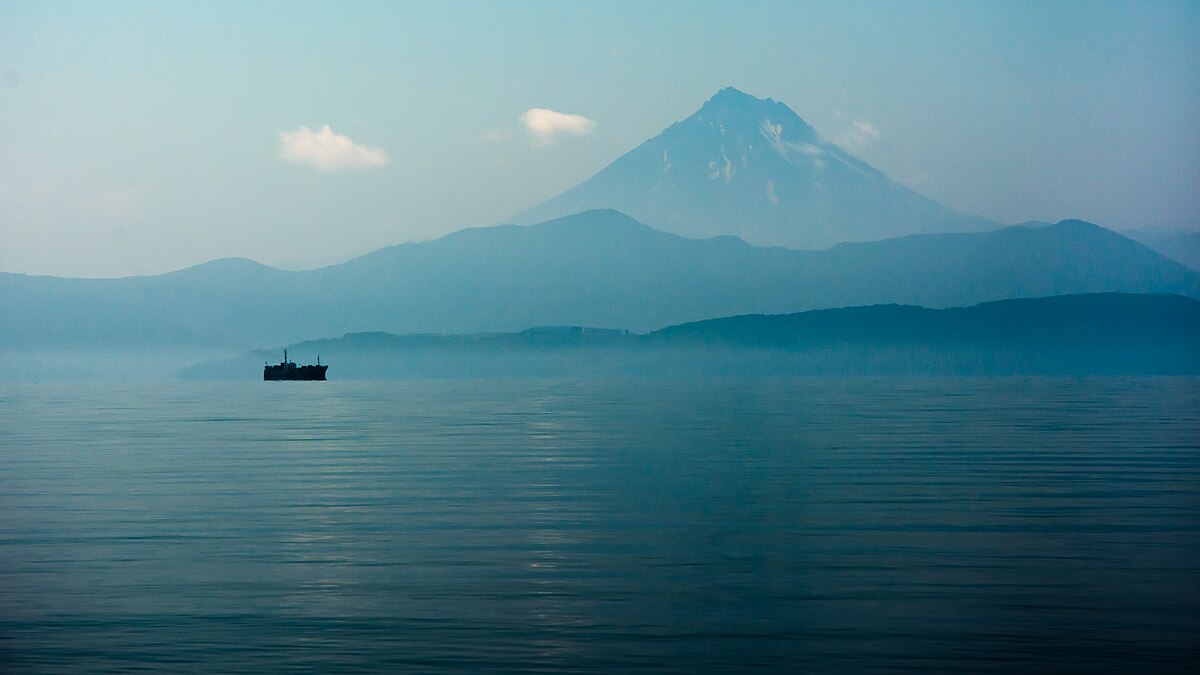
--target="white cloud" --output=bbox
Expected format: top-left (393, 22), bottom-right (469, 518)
top-left (852, 120), bottom-right (880, 142)
top-left (839, 120), bottom-right (881, 152)
top-left (279, 125), bottom-right (388, 170)
top-left (520, 108), bottom-right (596, 144)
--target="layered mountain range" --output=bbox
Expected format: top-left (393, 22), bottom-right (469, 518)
top-left (3, 87), bottom-right (1196, 358)
top-left (2, 210), bottom-right (1197, 348)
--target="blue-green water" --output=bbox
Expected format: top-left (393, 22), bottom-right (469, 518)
top-left (2, 378), bottom-right (1198, 672)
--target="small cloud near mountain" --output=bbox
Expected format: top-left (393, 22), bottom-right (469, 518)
top-left (279, 125), bottom-right (388, 170)
top-left (520, 108), bottom-right (596, 144)
top-left (837, 119), bottom-right (881, 152)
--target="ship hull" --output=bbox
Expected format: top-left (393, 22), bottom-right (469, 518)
top-left (263, 365), bottom-right (328, 381)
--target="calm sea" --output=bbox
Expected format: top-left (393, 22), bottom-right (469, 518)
top-left (1, 378), bottom-right (1197, 673)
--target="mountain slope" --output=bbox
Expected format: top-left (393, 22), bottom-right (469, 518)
top-left (1123, 230), bottom-right (1200, 272)
top-left (513, 87), bottom-right (994, 248)
top-left (2, 210), bottom-right (1197, 347)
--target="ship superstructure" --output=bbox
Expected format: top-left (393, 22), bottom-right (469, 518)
top-left (264, 349), bottom-right (327, 381)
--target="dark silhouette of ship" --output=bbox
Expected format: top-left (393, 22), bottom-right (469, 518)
top-left (264, 349), bottom-right (328, 381)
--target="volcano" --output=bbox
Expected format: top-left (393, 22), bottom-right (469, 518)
top-left (513, 87), bottom-right (994, 249)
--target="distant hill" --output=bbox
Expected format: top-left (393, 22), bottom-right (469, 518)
top-left (513, 87), bottom-right (995, 248)
top-left (182, 294), bottom-right (1200, 378)
top-left (650, 293), bottom-right (1200, 349)
top-left (2, 210), bottom-right (1199, 348)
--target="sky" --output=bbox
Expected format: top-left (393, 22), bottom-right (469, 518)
top-left (1, 0), bottom-right (1198, 278)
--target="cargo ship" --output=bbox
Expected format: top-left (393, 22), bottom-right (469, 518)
top-left (264, 349), bottom-right (327, 381)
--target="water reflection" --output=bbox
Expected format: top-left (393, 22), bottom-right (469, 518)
top-left (1, 378), bottom-right (1197, 672)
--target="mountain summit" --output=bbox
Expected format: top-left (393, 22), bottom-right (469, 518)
top-left (513, 87), bottom-right (993, 249)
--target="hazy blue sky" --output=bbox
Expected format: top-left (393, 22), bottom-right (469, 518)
top-left (2, 0), bottom-right (1197, 277)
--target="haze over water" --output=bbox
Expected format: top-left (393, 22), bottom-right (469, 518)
top-left (3, 377), bottom-right (1197, 672)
